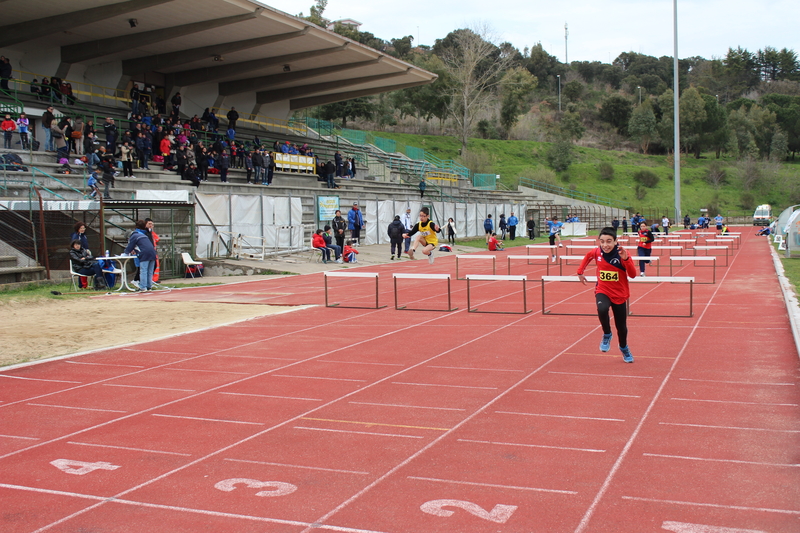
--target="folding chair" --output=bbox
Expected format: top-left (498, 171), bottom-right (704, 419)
top-left (181, 252), bottom-right (204, 278)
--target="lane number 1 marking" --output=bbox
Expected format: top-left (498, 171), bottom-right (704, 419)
top-left (662, 521), bottom-right (768, 533)
top-left (214, 478), bottom-right (297, 497)
top-left (50, 459), bottom-right (120, 476)
top-left (421, 499), bottom-right (517, 524)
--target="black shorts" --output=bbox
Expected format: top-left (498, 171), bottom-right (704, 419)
top-left (485, 229), bottom-right (492, 235)
top-left (549, 234), bottom-right (557, 245)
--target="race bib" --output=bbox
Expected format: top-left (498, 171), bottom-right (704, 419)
top-left (640, 236), bottom-right (648, 242)
top-left (599, 270), bottom-right (620, 282)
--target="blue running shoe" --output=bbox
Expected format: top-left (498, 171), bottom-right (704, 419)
top-left (621, 346), bottom-right (634, 363)
top-left (600, 333), bottom-right (612, 352)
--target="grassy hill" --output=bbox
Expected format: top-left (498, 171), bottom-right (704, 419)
top-left (368, 131), bottom-right (800, 216)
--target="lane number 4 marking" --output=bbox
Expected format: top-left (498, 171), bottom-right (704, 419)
top-left (214, 478), bottom-right (298, 497)
top-left (662, 521), bottom-right (768, 533)
top-left (421, 499), bottom-right (517, 524)
top-left (50, 459), bottom-right (121, 476)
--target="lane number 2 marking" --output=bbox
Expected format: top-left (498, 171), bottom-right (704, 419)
top-left (421, 499), bottom-right (517, 524)
top-left (214, 478), bottom-right (297, 497)
top-left (50, 459), bottom-right (120, 476)
top-left (662, 521), bottom-right (768, 533)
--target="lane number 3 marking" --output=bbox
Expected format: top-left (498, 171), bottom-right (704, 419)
top-left (214, 478), bottom-right (297, 497)
top-left (421, 499), bottom-right (517, 524)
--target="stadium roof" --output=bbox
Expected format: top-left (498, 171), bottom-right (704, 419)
top-left (0, 0), bottom-right (436, 112)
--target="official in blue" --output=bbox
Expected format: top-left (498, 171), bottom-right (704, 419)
top-left (348, 202), bottom-right (364, 246)
top-left (507, 212), bottom-right (519, 240)
top-left (124, 220), bottom-right (157, 291)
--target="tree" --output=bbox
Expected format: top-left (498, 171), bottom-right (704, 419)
top-left (390, 54), bottom-right (451, 130)
top-left (499, 67), bottom-right (537, 138)
top-left (300, 0), bottom-right (327, 26)
top-left (656, 89), bottom-right (675, 150)
top-left (314, 97), bottom-right (376, 128)
top-left (558, 111), bottom-right (585, 142)
top-left (438, 26), bottom-right (515, 154)
top-left (678, 87), bottom-right (707, 155)
top-left (563, 80), bottom-right (584, 102)
top-left (599, 95), bottom-right (633, 134)
top-left (390, 36), bottom-right (414, 59)
top-left (628, 98), bottom-right (658, 153)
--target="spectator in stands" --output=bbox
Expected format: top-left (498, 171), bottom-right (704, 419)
top-left (42, 106), bottom-right (55, 151)
top-left (103, 117), bottom-right (117, 151)
top-left (16, 113), bottom-right (29, 150)
top-left (98, 147), bottom-right (115, 199)
top-left (527, 216), bottom-right (536, 239)
top-left (40, 77), bottom-right (51, 102)
top-left (64, 83), bottom-right (75, 106)
top-left (87, 168), bottom-right (101, 198)
top-left (507, 212), bottom-right (519, 240)
top-left (331, 209), bottom-right (347, 250)
top-left (323, 225), bottom-right (342, 263)
top-left (344, 158), bottom-right (353, 179)
top-left (312, 229), bottom-right (331, 263)
top-left (120, 141), bottom-right (135, 178)
top-left (70, 239), bottom-right (106, 289)
top-left (418, 179), bottom-right (426, 198)
top-left (124, 220), bottom-right (157, 291)
top-left (227, 107), bottom-right (239, 130)
top-left (30, 78), bottom-right (40, 99)
top-left (343, 240), bottom-right (358, 263)
top-left (334, 150), bottom-right (343, 177)
top-left (444, 217), bottom-right (456, 245)
top-left (1, 114), bottom-right (15, 149)
top-left (226, 126), bottom-right (235, 143)
top-left (0, 57), bottom-right (11, 91)
top-left (218, 150), bottom-right (230, 182)
top-left (176, 144), bottom-right (188, 176)
top-left (85, 144), bottom-right (100, 169)
top-left (71, 116), bottom-right (83, 155)
top-left (266, 151), bottom-right (276, 185)
top-left (50, 77), bottom-right (62, 103)
top-left (170, 92), bottom-right (181, 116)
top-left (323, 159), bottom-right (336, 189)
top-left (244, 150), bottom-right (254, 184)
top-left (160, 134), bottom-right (172, 169)
top-left (197, 146), bottom-right (209, 181)
top-left (348, 202), bottom-right (364, 246)
top-left (70, 222), bottom-right (90, 250)
top-left (252, 149), bottom-right (264, 184)
top-left (52, 117), bottom-right (69, 161)
top-left (388, 215), bottom-right (405, 260)
top-left (182, 163), bottom-right (200, 187)
top-left (349, 157), bottom-right (356, 179)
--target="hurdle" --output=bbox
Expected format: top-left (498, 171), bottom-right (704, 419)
top-left (540, 275), bottom-right (694, 317)
top-left (669, 256), bottom-right (717, 284)
top-left (692, 245), bottom-right (730, 266)
top-left (507, 255), bottom-right (551, 276)
top-left (652, 245), bottom-right (685, 256)
top-left (456, 254), bottom-right (497, 280)
top-left (324, 271), bottom-right (386, 309)
top-left (557, 255), bottom-right (590, 274)
top-left (565, 245), bottom-right (597, 255)
top-left (527, 244), bottom-right (558, 259)
top-left (393, 273), bottom-right (457, 312)
top-left (630, 255), bottom-right (661, 275)
top-left (466, 274), bottom-right (531, 314)
top-left (569, 238), bottom-right (596, 244)
top-left (628, 276), bottom-right (695, 317)
top-left (706, 237), bottom-right (738, 250)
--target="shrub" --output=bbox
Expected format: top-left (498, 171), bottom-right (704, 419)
top-left (634, 184), bottom-right (648, 200)
top-left (740, 192), bottom-right (756, 211)
top-left (598, 162), bottom-right (615, 181)
top-left (633, 169), bottom-right (659, 188)
top-left (546, 139), bottom-right (574, 172)
top-left (520, 167), bottom-right (558, 187)
top-left (704, 161), bottom-right (727, 188)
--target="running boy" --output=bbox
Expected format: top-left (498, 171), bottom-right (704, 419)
top-left (404, 207), bottom-right (439, 264)
top-left (547, 216), bottom-right (563, 262)
top-left (87, 167), bottom-right (102, 198)
top-left (637, 221), bottom-right (655, 277)
top-left (577, 227), bottom-right (638, 363)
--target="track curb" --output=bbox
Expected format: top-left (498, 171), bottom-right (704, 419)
top-left (770, 244), bottom-right (800, 358)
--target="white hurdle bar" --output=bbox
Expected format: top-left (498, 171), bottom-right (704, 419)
top-left (507, 255), bottom-right (551, 276)
top-left (706, 237), bottom-right (739, 250)
top-left (692, 245), bottom-right (731, 266)
top-left (540, 275), bottom-right (695, 317)
top-left (456, 254), bottom-right (497, 280)
top-left (393, 273), bottom-right (456, 312)
top-left (651, 245), bottom-right (685, 256)
top-left (669, 255), bottom-right (717, 284)
top-left (324, 271), bottom-right (386, 309)
top-left (466, 274), bottom-right (531, 314)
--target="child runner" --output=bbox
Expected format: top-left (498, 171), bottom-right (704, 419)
top-left (577, 227), bottom-right (637, 363)
top-left (637, 221), bottom-right (655, 277)
top-left (547, 216), bottom-right (563, 262)
top-left (404, 206), bottom-right (440, 264)
top-left (714, 213), bottom-right (724, 232)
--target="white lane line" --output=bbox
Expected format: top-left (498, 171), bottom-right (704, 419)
top-left (121, 349), bottom-right (198, 355)
top-left (219, 392), bottom-right (323, 402)
top-left (458, 438), bottom-right (605, 453)
top-left (549, 371), bottom-right (653, 380)
top-left (67, 442), bottom-right (191, 457)
top-left (165, 368), bottom-right (250, 375)
top-left (496, 411), bottom-right (625, 422)
top-left (224, 458), bottom-right (369, 475)
top-left (679, 378), bottom-right (795, 386)
top-left (643, 452), bottom-right (800, 468)
top-left (102, 384), bottom-right (195, 392)
top-left (671, 398), bottom-right (799, 407)
top-left (0, 483), bottom-right (389, 533)
top-left (320, 360), bottom-right (405, 367)
top-left (349, 401), bottom-right (465, 412)
top-left (659, 422), bottom-right (800, 433)
top-left (392, 382), bottom-right (498, 390)
top-left (427, 366), bottom-right (525, 373)
top-left (0, 434), bottom-right (39, 441)
top-left (216, 355), bottom-right (299, 361)
top-left (525, 389), bottom-right (641, 399)
top-left (26, 403), bottom-right (127, 413)
top-left (151, 414), bottom-right (263, 426)
top-left (620, 495), bottom-right (800, 515)
top-left (65, 361), bottom-right (146, 369)
top-left (294, 426), bottom-right (423, 439)
top-left (407, 476), bottom-right (577, 495)
top-left (0, 375), bottom-right (81, 384)
top-left (273, 375), bottom-right (367, 382)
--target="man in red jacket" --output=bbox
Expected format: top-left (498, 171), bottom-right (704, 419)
top-left (577, 227), bottom-right (638, 363)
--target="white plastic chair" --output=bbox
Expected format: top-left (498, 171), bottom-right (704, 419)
top-left (182, 252), bottom-right (204, 278)
top-left (69, 260), bottom-right (88, 291)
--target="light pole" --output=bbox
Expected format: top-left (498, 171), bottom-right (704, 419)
top-left (673, 0), bottom-right (681, 223)
top-left (557, 74), bottom-right (561, 112)
top-left (637, 86), bottom-right (642, 105)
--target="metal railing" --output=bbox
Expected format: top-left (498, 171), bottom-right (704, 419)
top-left (518, 177), bottom-right (628, 209)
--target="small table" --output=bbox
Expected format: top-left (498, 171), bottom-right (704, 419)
top-left (103, 255), bottom-right (137, 291)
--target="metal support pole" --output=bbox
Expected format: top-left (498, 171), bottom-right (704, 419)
top-left (673, 0), bottom-right (681, 223)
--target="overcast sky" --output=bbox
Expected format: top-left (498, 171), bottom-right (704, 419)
top-left (284, 0), bottom-right (798, 63)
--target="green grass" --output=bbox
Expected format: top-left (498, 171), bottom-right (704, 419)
top-left (457, 235), bottom-right (552, 249)
top-left (0, 280), bottom-right (222, 302)
top-left (367, 130), bottom-right (800, 215)
top-left (776, 244), bottom-right (800, 297)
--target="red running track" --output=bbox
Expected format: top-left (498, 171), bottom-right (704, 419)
top-left (0, 230), bottom-right (798, 533)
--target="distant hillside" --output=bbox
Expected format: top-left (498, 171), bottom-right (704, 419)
top-left (369, 130), bottom-right (800, 215)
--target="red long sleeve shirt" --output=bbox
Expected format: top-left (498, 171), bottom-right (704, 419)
top-left (576, 247), bottom-right (637, 304)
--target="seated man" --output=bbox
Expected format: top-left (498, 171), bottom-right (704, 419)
top-left (756, 226), bottom-right (771, 236)
top-left (323, 225), bottom-right (342, 263)
top-left (488, 232), bottom-right (504, 251)
top-left (69, 239), bottom-right (106, 289)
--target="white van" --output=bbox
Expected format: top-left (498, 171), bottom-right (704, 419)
top-left (753, 204), bottom-right (772, 226)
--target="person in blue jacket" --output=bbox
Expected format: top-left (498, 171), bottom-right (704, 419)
top-left (348, 202), bottom-right (364, 246)
top-left (124, 220), bottom-right (157, 291)
top-left (507, 212), bottom-right (519, 240)
top-left (483, 214), bottom-right (493, 243)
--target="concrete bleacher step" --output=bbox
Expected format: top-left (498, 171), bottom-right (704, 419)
top-left (0, 255), bottom-right (18, 268)
top-left (0, 266), bottom-right (46, 284)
